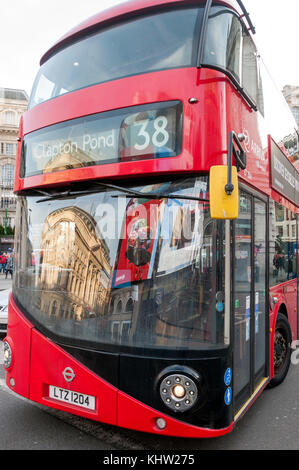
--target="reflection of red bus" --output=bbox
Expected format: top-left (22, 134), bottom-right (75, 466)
top-left (5, 0), bottom-right (299, 438)
top-left (113, 198), bottom-right (161, 286)
top-left (126, 221), bottom-right (152, 265)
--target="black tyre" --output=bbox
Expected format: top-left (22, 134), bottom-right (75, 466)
top-left (268, 313), bottom-right (292, 388)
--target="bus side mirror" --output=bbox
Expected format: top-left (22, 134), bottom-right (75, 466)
top-left (209, 165), bottom-right (239, 219)
top-left (209, 131), bottom-right (246, 220)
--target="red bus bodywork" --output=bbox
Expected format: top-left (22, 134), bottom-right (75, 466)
top-left (5, 0), bottom-right (299, 438)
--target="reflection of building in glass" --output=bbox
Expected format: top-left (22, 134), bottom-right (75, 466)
top-left (38, 206), bottom-right (112, 321)
top-left (274, 203), bottom-right (297, 241)
top-left (14, 178), bottom-right (226, 348)
top-left (108, 286), bottom-right (137, 343)
top-left (108, 210), bottom-right (220, 346)
top-left (269, 200), bottom-right (297, 286)
top-left (42, 144), bottom-right (95, 173)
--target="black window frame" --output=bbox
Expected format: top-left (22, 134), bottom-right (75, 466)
top-left (198, 2), bottom-right (264, 114)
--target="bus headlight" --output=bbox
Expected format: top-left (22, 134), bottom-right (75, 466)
top-left (172, 384), bottom-right (186, 399)
top-left (3, 341), bottom-right (12, 369)
top-left (160, 372), bottom-right (199, 412)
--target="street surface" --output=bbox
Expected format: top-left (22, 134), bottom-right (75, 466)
top-left (2, 348), bottom-right (299, 452)
top-left (0, 273), bottom-right (13, 292)
top-left (0, 274), bottom-right (299, 451)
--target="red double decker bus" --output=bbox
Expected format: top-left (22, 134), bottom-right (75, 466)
top-left (4, 0), bottom-right (299, 438)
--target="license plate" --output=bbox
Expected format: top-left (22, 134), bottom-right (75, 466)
top-left (49, 385), bottom-right (96, 411)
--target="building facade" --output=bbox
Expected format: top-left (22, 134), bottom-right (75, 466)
top-left (283, 85), bottom-right (299, 127)
top-left (0, 88), bottom-right (28, 249)
top-left (282, 85), bottom-right (299, 170)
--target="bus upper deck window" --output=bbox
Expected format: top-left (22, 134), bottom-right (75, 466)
top-left (242, 36), bottom-right (265, 116)
top-left (203, 6), bottom-right (264, 115)
top-left (242, 34), bottom-right (258, 105)
top-left (203, 7), bottom-right (242, 82)
top-left (29, 7), bottom-right (201, 109)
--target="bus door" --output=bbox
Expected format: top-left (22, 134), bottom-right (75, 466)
top-left (233, 189), bottom-right (268, 414)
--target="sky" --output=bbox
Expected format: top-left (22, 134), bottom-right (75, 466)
top-left (1, 0), bottom-right (299, 97)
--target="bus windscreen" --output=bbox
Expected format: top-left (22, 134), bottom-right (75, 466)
top-left (13, 177), bottom-right (226, 350)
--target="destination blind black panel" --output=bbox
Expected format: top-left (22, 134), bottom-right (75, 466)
top-left (20, 101), bottom-right (183, 177)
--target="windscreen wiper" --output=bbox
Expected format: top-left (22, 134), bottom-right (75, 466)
top-left (99, 182), bottom-right (208, 202)
top-left (36, 187), bottom-right (103, 203)
top-left (36, 182), bottom-right (208, 203)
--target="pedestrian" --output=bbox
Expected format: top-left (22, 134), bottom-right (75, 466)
top-left (1, 253), bottom-right (7, 274)
top-left (5, 255), bottom-right (13, 279)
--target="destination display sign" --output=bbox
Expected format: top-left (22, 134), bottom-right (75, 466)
top-left (20, 101), bottom-right (182, 178)
top-left (270, 138), bottom-right (299, 205)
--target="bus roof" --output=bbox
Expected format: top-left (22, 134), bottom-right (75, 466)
top-left (40, 0), bottom-right (246, 65)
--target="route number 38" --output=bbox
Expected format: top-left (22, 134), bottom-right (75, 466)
top-left (134, 116), bottom-right (170, 150)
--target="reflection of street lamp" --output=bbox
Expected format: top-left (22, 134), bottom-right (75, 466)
top-left (4, 208), bottom-right (7, 235)
top-left (275, 234), bottom-right (283, 252)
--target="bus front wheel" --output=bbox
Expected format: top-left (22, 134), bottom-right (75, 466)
top-left (268, 313), bottom-right (292, 388)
